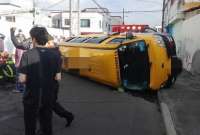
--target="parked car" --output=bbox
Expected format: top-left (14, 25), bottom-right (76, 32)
top-left (0, 33), bottom-right (16, 83)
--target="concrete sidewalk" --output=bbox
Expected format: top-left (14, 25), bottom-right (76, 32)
top-left (159, 71), bottom-right (200, 135)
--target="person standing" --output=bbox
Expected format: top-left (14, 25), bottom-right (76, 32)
top-left (10, 28), bottom-right (27, 93)
top-left (19, 26), bottom-right (61, 135)
top-left (45, 35), bottom-right (74, 128)
top-left (11, 27), bottom-right (74, 128)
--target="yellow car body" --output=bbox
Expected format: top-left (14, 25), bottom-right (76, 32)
top-left (59, 33), bottom-right (182, 91)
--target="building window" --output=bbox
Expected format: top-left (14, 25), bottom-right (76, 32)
top-left (81, 19), bottom-right (90, 28)
top-left (99, 20), bottom-right (102, 29)
top-left (6, 16), bottom-right (15, 22)
top-left (65, 19), bottom-right (70, 25)
top-left (52, 19), bottom-right (61, 28)
top-left (108, 24), bottom-right (111, 31)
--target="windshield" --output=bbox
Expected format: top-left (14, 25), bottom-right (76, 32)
top-left (67, 37), bottom-right (90, 43)
top-left (85, 36), bottom-right (109, 44)
top-left (108, 38), bottom-right (127, 44)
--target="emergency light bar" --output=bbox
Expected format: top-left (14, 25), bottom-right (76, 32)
top-left (112, 24), bottom-right (149, 33)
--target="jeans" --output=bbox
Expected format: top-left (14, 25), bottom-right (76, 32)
top-left (16, 68), bottom-right (25, 92)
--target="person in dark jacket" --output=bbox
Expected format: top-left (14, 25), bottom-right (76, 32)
top-left (11, 27), bottom-right (74, 128)
top-left (45, 35), bottom-right (74, 128)
top-left (19, 26), bottom-right (57, 135)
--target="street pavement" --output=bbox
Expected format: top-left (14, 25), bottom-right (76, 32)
top-left (0, 73), bottom-right (165, 135)
top-left (159, 71), bottom-right (200, 135)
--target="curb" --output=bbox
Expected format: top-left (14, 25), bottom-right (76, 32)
top-left (158, 91), bottom-right (177, 135)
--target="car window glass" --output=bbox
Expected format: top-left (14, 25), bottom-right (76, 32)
top-left (85, 36), bottom-right (109, 44)
top-left (128, 41), bottom-right (146, 51)
top-left (108, 38), bottom-right (126, 44)
top-left (154, 35), bottom-right (165, 47)
top-left (68, 37), bottom-right (89, 43)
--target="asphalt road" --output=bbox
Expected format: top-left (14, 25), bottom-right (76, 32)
top-left (0, 73), bottom-right (165, 135)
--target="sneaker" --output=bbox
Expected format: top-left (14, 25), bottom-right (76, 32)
top-left (65, 113), bottom-right (74, 127)
top-left (12, 89), bottom-right (21, 93)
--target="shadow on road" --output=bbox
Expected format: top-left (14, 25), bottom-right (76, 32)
top-left (127, 90), bottom-right (158, 103)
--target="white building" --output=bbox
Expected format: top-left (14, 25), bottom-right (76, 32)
top-left (0, 1), bottom-right (52, 53)
top-left (51, 8), bottom-right (112, 36)
top-left (163, 0), bottom-right (200, 74)
top-left (110, 16), bottom-right (123, 25)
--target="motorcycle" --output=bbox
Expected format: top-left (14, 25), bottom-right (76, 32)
top-left (0, 52), bottom-right (16, 83)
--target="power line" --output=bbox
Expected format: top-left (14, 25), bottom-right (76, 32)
top-left (90, 0), bottom-right (161, 12)
top-left (109, 10), bottom-right (162, 13)
top-left (136, 0), bottom-right (162, 5)
top-left (40, 9), bottom-right (162, 13)
top-left (41, 0), bottom-right (66, 10)
top-left (91, 0), bottom-right (108, 15)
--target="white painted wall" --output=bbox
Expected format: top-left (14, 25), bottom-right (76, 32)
top-left (47, 27), bottom-right (69, 38)
top-left (164, 0), bottom-right (200, 74)
top-left (0, 12), bottom-right (52, 53)
top-left (61, 12), bottom-right (111, 36)
top-left (173, 14), bottom-right (200, 74)
top-left (0, 5), bottom-right (19, 13)
top-left (80, 13), bottom-right (104, 33)
top-left (0, 20), bottom-right (16, 54)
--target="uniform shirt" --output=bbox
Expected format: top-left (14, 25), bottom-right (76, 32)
top-left (19, 47), bottom-right (61, 105)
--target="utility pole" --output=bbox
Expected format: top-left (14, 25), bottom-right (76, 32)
top-left (61, 10), bottom-right (64, 35)
top-left (77, 0), bottom-right (80, 35)
top-left (162, 0), bottom-right (166, 32)
top-left (69, 0), bottom-right (72, 37)
top-left (122, 8), bottom-right (125, 25)
top-left (32, 0), bottom-right (36, 25)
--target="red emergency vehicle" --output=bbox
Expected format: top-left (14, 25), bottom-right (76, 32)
top-left (112, 24), bottom-right (149, 33)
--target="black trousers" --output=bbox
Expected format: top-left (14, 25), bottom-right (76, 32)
top-left (53, 101), bottom-right (72, 118)
top-left (23, 83), bottom-right (72, 135)
top-left (24, 103), bottom-right (53, 135)
top-left (53, 82), bottom-right (72, 118)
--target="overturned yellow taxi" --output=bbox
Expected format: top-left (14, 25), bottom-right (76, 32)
top-left (59, 33), bottom-right (182, 91)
